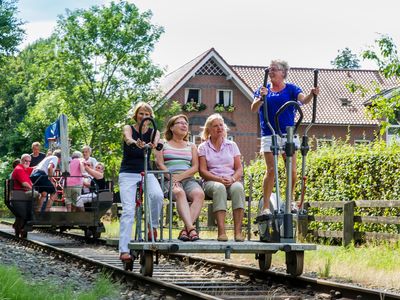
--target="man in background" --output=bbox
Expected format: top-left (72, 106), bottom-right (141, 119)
top-left (30, 142), bottom-right (46, 167)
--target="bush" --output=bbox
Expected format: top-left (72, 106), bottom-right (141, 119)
top-left (244, 138), bottom-right (400, 235)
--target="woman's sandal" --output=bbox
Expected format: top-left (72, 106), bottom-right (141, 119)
top-left (188, 228), bottom-right (199, 241)
top-left (178, 229), bottom-right (190, 241)
top-left (119, 252), bottom-right (132, 261)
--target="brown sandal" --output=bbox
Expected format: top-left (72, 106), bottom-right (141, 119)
top-left (188, 228), bottom-right (199, 241)
top-left (178, 229), bottom-right (190, 241)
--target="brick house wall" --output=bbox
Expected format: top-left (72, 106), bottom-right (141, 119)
top-left (169, 75), bottom-right (259, 163)
top-left (169, 75), bottom-right (380, 164)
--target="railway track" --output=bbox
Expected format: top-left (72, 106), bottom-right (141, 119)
top-left (0, 223), bottom-right (399, 300)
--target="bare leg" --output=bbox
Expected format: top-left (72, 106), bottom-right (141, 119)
top-left (45, 194), bottom-right (55, 211)
top-left (174, 187), bottom-right (195, 231)
top-left (282, 153), bottom-right (298, 205)
top-left (262, 152), bottom-right (275, 210)
top-left (188, 188), bottom-right (204, 224)
top-left (215, 210), bottom-right (226, 237)
top-left (233, 208), bottom-right (244, 236)
top-left (36, 192), bottom-right (47, 212)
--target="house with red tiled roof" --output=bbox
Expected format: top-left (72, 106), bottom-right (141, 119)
top-left (160, 48), bottom-right (398, 163)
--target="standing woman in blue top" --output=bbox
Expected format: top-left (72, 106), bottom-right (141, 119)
top-left (251, 60), bottom-right (319, 215)
top-left (118, 102), bottom-right (164, 262)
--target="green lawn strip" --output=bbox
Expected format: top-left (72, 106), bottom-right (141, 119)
top-left (0, 265), bottom-right (119, 300)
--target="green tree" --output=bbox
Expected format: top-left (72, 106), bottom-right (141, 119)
top-left (52, 1), bottom-right (164, 159)
top-left (362, 34), bottom-right (400, 132)
top-left (0, 0), bottom-right (24, 56)
top-left (331, 47), bottom-right (361, 69)
top-left (0, 37), bottom-right (61, 156)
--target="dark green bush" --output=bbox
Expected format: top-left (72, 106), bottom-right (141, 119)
top-left (244, 139), bottom-right (400, 235)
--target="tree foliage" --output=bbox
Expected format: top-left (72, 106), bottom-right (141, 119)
top-left (53, 1), bottom-right (164, 156)
top-left (362, 34), bottom-right (400, 132)
top-left (0, 0), bottom-right (25, 56)
top-left (0, 1), bottom-right (166, 182)
top-left (331, 47), bottom-right (361, 69)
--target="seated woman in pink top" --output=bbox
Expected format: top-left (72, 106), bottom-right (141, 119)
top-left (65, 151), bottom-right (85, 212)
top-left (198, 114), bottom-right (245, 242)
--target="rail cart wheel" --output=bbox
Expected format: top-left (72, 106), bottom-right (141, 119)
top-left (20, 229), bottom-right (27, 239)
top-left (285, 251), bottom-right (304, 276)
top-left (92, 231), bottom-right (101, 239)
top-left (140, 251), bottom-right (154, 277)
top-left (258, 253), bottom-right (272, 271)
top-left (84, 228), bottom-right (92, 239)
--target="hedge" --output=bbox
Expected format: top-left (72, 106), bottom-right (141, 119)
top-left (244, 139), bottom-right (400, 235)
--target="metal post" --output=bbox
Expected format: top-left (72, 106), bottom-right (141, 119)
top-left (283, 126), bottom-right (294, 240)
top-left (59, 114), bottom-right (70, 175)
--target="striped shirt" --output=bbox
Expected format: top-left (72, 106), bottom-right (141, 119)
top-left (162, 141), bottom-right (192, 174)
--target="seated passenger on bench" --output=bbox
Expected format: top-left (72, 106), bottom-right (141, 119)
top-left (198, 114), bottom-right (245, 242)
top-left (155, 114), bottom-right (204, 242)
top-left (64, 151), bottom-right (85, 212)
top-left (75, 162), bottom-right (106, 212)
top-left (30, 149), bottom-right (62, 212)
top-left (11, 154), bottom-right (40, 233)
top-left (11, 154), bottom-right (40, 199)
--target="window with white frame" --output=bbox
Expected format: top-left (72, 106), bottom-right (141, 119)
top-left (191, 135), bottom-right (202, 146)
top-left (217, 89), bottom-right (233, 106)
top-left (185, 88), bottom-right (201, 104)
top-left (354, 139), bottom-right (371, 145)
top-left (386, 125), bottom-right (400, 145)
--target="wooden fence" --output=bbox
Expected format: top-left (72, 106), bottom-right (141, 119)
top-left (298, 200), bottom-right (400, 246)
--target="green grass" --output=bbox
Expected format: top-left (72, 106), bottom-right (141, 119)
top-left (0, 265), bottom-right (120, 300)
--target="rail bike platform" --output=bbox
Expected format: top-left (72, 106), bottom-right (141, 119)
top-left (107, 238), bottom-right (316, 277)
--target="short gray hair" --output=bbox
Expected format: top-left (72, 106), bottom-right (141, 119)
top-left (82, 145), bottom-right (92, 153)
top-left (53, 149), bottom-right (62, 158)
top-left (20, 153), bottom-right (30, 161)
top-left (270, 59), bottom-right (290, 78)
top-left (71, 151), bottom-right (82, 159)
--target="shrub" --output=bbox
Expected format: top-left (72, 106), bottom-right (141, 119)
top-left (244, 138), bottom-right (400, 236)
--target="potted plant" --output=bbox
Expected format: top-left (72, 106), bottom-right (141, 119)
top-left (214, 104), bottom-right (225, 113)
top-left (182, 100), bottom-right (207, 112)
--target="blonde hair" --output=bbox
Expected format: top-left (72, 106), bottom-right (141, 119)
top-left (96, 162), bottom-right (105, 171)
top-left (31, 142), bottom-right (41, 148)
top-left (270, 59), bottom-right (290, 79)
top-left (132, 101), bottom-right (154, 122)
top-left (200, 113), bottom-right (228, 141)
top-left (164, 114), bottom-right (189, 141)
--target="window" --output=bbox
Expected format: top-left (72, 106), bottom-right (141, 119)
top-left (185, 89), bottom-right (201, 104)
top-left (217, 90), bottom-right (233, 106)
top-left (354, 139), bottom-right (370, 145)
top-left (317, 138), bottom-right (333, 148)
top-left (191, 135), bottom-right (202, 146)
top-left (227, 135), bottom-right (234, 141)
top-left (386, 125), bottom-right (400, 145)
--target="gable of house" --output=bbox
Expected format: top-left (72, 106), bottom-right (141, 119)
top-left (160, 48), bottom-right (398, 162)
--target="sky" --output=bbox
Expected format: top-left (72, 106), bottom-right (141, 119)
top-left (17, 0), bottom-right (400, 74)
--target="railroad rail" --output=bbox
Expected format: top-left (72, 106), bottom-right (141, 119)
top-left (0, 223), bottom-right (398, 300)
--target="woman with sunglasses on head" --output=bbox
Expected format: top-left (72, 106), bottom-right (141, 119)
top-left (155, 114), bottom-right (204, 241)
top-left (118, 102), bottom-right (164, 262)
top-left (251, 59), bottom-right (319, 216)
